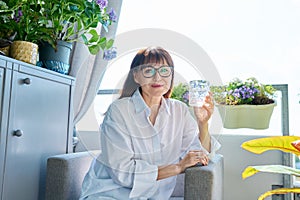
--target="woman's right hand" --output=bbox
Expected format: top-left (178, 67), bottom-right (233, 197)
top-left (178, 150), bottom-right (208, 172)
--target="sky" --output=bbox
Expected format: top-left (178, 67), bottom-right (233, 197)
top-left (92, 0), bottom-right (300, 135)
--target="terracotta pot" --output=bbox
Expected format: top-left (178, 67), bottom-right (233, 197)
top-left (10, 41), bottom-right (38, 65)
top-left (216, 103), bottom-right (276, 129)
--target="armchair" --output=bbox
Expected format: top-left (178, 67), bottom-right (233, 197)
top-left (45, 151), bottom-right (223, 200)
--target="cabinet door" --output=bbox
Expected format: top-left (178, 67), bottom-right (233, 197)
top-left (3, 71), bottom-right (72, 200)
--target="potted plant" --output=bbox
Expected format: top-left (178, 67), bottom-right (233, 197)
top-left (37, 0), bottom-right (117, 74)
top-left (0, 0), bottom-right (117, 73)
top-left (211, 77), bottom-right (277, 129)
top-left (241, 136), bottom-right (300, 200)
top-left (0, 0), bottom-right (53, 64)
top-left (0, 0), bottom-right (13, 56)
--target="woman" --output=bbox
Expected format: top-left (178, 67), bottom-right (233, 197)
top-left (80, 46), bottom-right (220, 199)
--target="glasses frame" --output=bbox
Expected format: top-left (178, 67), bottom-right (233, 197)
top-left (139, 65), bottom-right (174, 78)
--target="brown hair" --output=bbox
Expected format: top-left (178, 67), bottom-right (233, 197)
top-left (119, 46), bottom-right (174, 99)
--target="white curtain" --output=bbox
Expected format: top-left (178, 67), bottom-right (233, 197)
top-left (69, 0), bottom-right (123, 125)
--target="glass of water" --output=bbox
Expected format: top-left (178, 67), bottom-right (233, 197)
top-left (189, 80), bottom-right (210, 107)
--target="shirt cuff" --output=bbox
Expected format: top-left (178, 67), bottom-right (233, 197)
top-left (129, 160), bottom-right (158, 198)
top-left (207, 135), bottom-right (221, 160)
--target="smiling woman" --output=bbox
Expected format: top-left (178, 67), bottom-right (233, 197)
top-left (79, 46), bottom-right (220, 199)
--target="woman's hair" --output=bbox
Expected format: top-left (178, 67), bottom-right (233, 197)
top-left (119, 46), bottom-right (174, 99)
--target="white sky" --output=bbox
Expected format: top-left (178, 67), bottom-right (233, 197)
top-left (95, 0), bottom-right (300, 134)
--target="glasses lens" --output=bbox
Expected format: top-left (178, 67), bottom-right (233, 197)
top-left (141, 65), bottom-right (173, 78)
top-left (141, 65), bottom-right (156, 78)
top-left (158, 66), bottom-right (172, 77)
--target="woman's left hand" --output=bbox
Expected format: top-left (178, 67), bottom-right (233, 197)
top-left (193, 92), bottom-right (214, 125)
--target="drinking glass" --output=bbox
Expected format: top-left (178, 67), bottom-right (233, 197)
top-left (189, 80), bottom-right (210, 107)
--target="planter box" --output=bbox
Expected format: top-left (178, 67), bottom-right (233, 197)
top-left (216, 103), bottom-right (276, 129)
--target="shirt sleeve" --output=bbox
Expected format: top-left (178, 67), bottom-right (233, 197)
top-left (99, 104), bottom-right (159, 198)
top-left (179, 106), bottom-right (202, 159)
top-left (180, 105), bottom-right (221, 160)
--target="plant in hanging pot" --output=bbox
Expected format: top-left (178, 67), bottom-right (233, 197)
top-left (210, 77), bottom-right (277, 129)
top-left (0, 0), bottom-right (54, 64)
top-left (37, 0), bottom-right (118, 74)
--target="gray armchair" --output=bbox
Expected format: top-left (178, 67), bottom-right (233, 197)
top-left (45, 151), bottom-right (223, 200)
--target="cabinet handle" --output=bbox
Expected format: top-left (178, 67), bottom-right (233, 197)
top-left (23, 78), bottom-right (31, 85)
top-left (13, 130), bottom-right (23, 137)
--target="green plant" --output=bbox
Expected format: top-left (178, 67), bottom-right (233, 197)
top-left (42, 0), bottom-right (117, 54)
top-left (0, 0), bottom-right (53, 43)
top-left (171, 83), bottom-right (189, 106)
top-left (0, 0), bottom-right (117, 55)
top-left (211, 77), bottom-right (276, 105)
top-left (241, 136), bottom-right (300, 200)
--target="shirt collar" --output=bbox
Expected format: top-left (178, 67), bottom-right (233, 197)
top-left (131, 89), bottom-right (171, 115)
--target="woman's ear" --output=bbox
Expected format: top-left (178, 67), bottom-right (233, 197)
top-left (133, 71), bottom-right (139, 84)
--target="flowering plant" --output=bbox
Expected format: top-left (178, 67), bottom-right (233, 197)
top-left (0, 0), bottom-right (117, 55)
top-left (0, 0), bottom-right (53, 44)
top-left (42, 0), bottom-right (117, 54)
top-left (211, 77), bottom-right (276, 105)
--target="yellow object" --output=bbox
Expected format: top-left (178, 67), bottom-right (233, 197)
top-left (0, 46), bottom-right (10, 56)
top-left (241, 135), bottom-right (300, 155)
top-left (10, 41), bottom-right (38, 65)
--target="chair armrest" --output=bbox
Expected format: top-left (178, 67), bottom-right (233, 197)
top-left (184, 154), bottom-right (224, 200)
top-left (45, 151), bottom-right (100, 200)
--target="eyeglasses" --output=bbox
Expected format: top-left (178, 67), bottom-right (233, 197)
top-left (140, 65), bottom-right (173, 78)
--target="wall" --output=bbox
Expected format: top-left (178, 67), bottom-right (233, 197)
top-left (217, 134), bottom-right (283, 200)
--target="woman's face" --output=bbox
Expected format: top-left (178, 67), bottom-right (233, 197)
top-left (133, 62), bottom-right (173, 99)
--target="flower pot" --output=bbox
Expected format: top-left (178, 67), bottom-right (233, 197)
top-left (216, 103), bottom-right (276, 129)
top-left (10, 41), bottom-right (38, 65)
top-left (0, 46), bottom-right (10, 56)
top-left (38, 40), bottom-right (73, 75)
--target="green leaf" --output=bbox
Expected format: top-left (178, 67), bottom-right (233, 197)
top-left (99, 37), bottom-right (107, 50)
top-left (241, 136), bottom-right (300, 155)
top-left (258, 188), bottom-right (300, 200)
top-left (88, 45), bottom-right (100, 55)
top-left (88, 29), bottom-right (99, 43)
top-left (81, 34), bottom-right (88, 45)
top-left (106, 39), bottom-right (114, 49)
top-left (242, 165), bottom-right (300, 179)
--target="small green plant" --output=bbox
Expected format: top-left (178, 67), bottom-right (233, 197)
top-left (241, 136), bottom-right (300, 200)
top-left (171, 83), bottom-right (189, 106)
top-left (0, 0), bottom-right (53, 43)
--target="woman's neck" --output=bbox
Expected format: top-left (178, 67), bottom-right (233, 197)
top-left (141, 93), bottom-right (162, 108)
top-left (141, 93), bottom-right (162, 125)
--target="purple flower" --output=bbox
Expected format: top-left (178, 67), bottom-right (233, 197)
top-left (182, 91), bottom-right (189, 103)
top-left (13, 8), bottom-right (23, 22)
top-left (96, 0), bottom-right (108, 10)
top-left (108, 8), bottom-right (117, 22)
top-left (103, 47), bottom-right (117, 60)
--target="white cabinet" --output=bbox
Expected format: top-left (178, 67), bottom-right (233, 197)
top-left (0, 55), bottom-right (74, 200)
